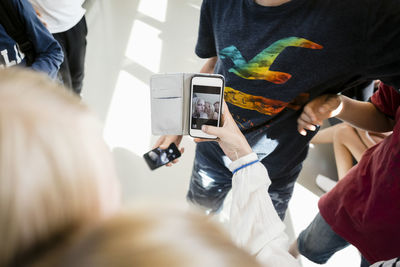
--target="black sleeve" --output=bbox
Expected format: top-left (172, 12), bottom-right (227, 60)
top-left (195, 0), bottom-right (217, 58)
top-left (364, 0), bottom-right (400, 90)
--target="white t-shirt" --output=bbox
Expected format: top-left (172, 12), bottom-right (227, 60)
top-left (29, 0), bottom-right (86, 34)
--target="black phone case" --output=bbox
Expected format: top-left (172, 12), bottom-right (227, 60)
top-left (143, 143), bottom-right (181, 170)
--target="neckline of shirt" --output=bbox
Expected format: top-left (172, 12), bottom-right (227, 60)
top-left (245, 0), bottom-right (306, 15)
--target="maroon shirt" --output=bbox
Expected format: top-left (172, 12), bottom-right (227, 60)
top-left (319, 83), bottom-right (400, 264)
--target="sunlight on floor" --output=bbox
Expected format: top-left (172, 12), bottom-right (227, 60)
top-left (138, 0), bottom-right (168, 22)
top-left (289, 183), bottom-right (360, 267)
top-left (125, 20), bottom-right (162, 72)
top-left (103, 70), bottom-right (151, 157)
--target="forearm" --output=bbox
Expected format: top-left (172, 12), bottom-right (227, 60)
top-left (337, 95), bottom-right (394, 132)
top-left (31, 44), bottom-right (63, 79)
top-left (21, 0), bottom-right (63, 78)
top-left (200, 56), bottom-right (217, 74)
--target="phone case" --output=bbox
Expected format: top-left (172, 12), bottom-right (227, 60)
top-left (143, 143), bottom-right (181, 170)
top-left (150, 73), bottom-right (224, 136)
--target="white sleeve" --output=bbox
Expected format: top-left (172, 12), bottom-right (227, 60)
top-left (228, 153), bottom-right (300, 267)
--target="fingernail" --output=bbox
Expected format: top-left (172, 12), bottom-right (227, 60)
top-left (201, 125), bottom-right (207, 131)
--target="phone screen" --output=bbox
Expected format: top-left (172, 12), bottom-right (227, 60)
top-left (143, 143), bottom-right (181, 170)
top-left (191, 85), bottom-right (222, 130)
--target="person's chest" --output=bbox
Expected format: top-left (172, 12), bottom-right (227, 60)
top-left (211, 0), bottom-right (367, 103)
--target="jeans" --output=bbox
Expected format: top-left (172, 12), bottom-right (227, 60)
top-left (298, 213), bottom-right (370, 267)
top-left (186, 127), bottom-right (301, 220)
top-left (54, 16), bottom-right (87, 95)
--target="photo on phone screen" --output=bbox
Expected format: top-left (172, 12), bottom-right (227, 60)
top-left (191, 85), bottom-right (222, 130)
top-left (143, 143), bottom-right (181, 170)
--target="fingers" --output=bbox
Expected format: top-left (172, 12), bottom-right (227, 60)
top-left (297, 118), bottom-right (316, 136)
top-left (153, 135), bottom-right (182, 150)
top-left (219, 101), bottom-right (231, 126)
top-left (302, 106), bottom-right (318, 124)
top-left (193, 138), bottom-right (210, 143)
top-left (153, 136), bottom-right (166, 149)
top-left (171, 159), bottom-right (180, 164)
top-left (222, 101), bottom-right (229, 114)
top-left (201, 125), bottom-right (224, 139)
top-left (159, 143), bottom-right (169, 150)
top-left (159, 136), bottom-right (175, 149)
top-left (298, 128), bottom-right (307, 136)
top-left (165, 147), bottom-right (184, 167)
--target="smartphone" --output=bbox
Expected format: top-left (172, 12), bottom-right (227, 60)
top-left (143, 143), bottom-right (181, 170)
top-left (189, 75), bottom-right (224, 139)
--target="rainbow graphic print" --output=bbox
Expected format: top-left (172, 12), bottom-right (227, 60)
top-left (220, 37), bottom-right (322, 120)
top-left (224, 87), bottom-right (310, 117)
top-left (219, 37), bottom-right (323, 84)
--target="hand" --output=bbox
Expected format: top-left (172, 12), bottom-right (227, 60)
top-left (297, 94), bottom-right (343, 136)
top-left (153, 135), bottom-right (184, 166)
top-left (194, 102), bottom-right (252, 161)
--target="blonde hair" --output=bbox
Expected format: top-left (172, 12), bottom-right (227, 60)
top-left (205, 101), bottom-right (215, 117)
top-left (0, 69), bottom-right (120, 266)
top-left (59, 208), bottom-right (261, 267)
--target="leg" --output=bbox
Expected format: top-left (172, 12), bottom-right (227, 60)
top-left (187, 119), bottom-right (304, 218)
top-left (187, 141), bottom-right (233, 213)
top-left (333, 123), bottom-right (367, 179)
top-left (268, 177), bottom-right (297, 220)
top-left (53, 33), bottom-right (72, 89)
top-left (311, 123), bottom-right (342, 144)
top-left (291, 213), bottom-right (350, 264)
top-left (67, 16), bottom-right (87, 94)
top-left (54, 16), bottom-right (87, 95)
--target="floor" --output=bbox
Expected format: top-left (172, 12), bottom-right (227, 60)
top-left (82, 0), bottom-right (360, 266)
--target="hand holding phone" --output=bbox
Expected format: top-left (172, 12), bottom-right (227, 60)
top-left (143, 143), bottom-right (182, 170)
top-left (194, 101), bottom-right (253, 161)
top-left (189, 75), bottom-right (224, 139)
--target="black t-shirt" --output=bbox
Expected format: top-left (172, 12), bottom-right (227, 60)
top-left (195, 0), bottom-right (400, 179)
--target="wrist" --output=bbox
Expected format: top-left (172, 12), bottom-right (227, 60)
top-left (236, 143), bottom-right (252, 159)
top-left (334, 95), bottom-right (346, 119)
top-left (228, 153), bottom-right (259, 173)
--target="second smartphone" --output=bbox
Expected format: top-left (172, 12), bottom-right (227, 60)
top-left (143, 143), bottom-right (181, 170)
top-left (189, 75), bottom-right (224, 139)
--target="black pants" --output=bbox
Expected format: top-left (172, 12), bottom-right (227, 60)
top-left (53, 16), bottom-right (87, 95)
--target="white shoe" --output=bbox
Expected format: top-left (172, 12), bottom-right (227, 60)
top-left (315, 174), bottom-right (337, 192)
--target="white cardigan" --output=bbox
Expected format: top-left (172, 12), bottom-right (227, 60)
top-left (228, 153), bottom-right (300, 267)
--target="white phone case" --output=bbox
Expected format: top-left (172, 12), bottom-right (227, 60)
top-left (150, 73), bottom-right (224, 136)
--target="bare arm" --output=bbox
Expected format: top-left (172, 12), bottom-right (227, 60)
top-left (200, 56), bottom-right (217, 74)
top-left (199, 102), bottom-right (299, 266)
top-left (298, 94), bottom-right (395, 136)
top-left (336, 95), bottom-right (394, 132)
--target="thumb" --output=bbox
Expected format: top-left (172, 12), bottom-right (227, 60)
top-left (202, 125), bottom-right (224, 138)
